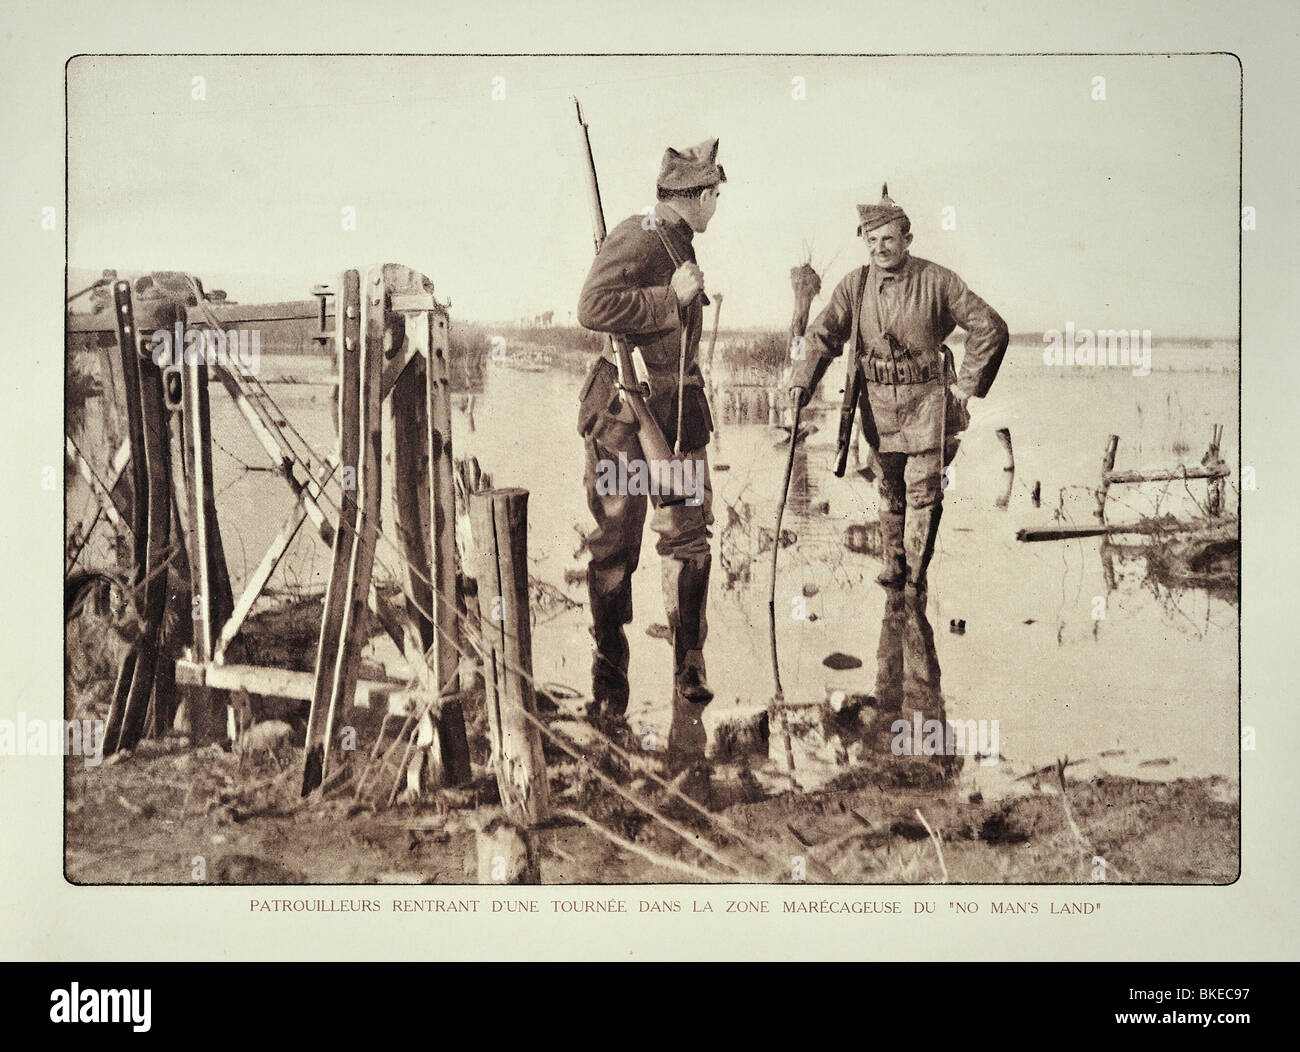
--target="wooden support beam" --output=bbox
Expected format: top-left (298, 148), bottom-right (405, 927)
top-left (177, 311), bottom-right (235, 746)
top-left (1103, 464), bottom-right (1230, 486)
top-left (214, 497), bottom-right (309, 665)
top-left (425, 304), bottom-right (462, 694)
top-left (65, 435), bottom-right (131, 540)
top-left (175, 658), bottom-right (410, 709)
top-left (319, 266), bottom-right (387, 783)
top-left (101, 279), bottom-right (149, 754)
top-left (108, 291), bottom-right (174, 753)
top-left (304, 269), bottom-right (363, 795)
top-left (470, 488), bottom-right (550, 828)
top-left (209, 366), bottom-right (295, 474)
top-left (211, 457), bottom-right (337, 667)
top-left (182, 340), bottom-right (217, 661)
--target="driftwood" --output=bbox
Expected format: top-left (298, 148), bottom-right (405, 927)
top-left (1018, 517), bottom-right (1237, 543)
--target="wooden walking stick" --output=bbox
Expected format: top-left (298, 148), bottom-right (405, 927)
top-left (769, 399), bottom-right (802, 778)
top-left (704, 293), bottom-right (722, 401)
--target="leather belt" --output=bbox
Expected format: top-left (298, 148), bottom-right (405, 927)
top-left (862, 354), bottom-right (935, 385)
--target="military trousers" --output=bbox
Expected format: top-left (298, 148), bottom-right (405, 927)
top-left (877, 448), bottom-right (945, 513)
top-left (582, 435), bottom-right (714, 712)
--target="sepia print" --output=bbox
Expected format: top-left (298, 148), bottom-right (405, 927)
top-left (60, 54), bottom-right (1240, 886)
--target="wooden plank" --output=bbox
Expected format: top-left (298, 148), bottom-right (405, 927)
top-left (176, 350), bottom-right (221, 745)
top-left (1017, 519), bottom-right (1239, 543)
top-left (318, 265), bottom-right (386, 783)
top-left (386, 334), bottom-right (434, 655)
top-left (213, 497), bottom-right (309, 665)
top-left (1103, 464), bottom-right (1231, 485)
top-left (101, 281), bottom-right (151, 754)
top-left (209, 363), bottom-right (338, 547)
top-left (182, 341), bottom-right (217, 661)
top-left (175, 659), bottom-right (407, 706)
top-left (68, 299), bottom-right (322, 332)
top-left (303, 269), bottom-right (363, 794)
top-left (470, 488), bottom-right (550, 826)
top-left (211, 457), bottom-right (336, 667)
top-left (113, 280), bottom-right (149, 588)
top-left (425, 305), bottom-right (461, 694)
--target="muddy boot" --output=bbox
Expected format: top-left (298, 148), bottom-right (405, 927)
top-left (587, 562), bottom-right (633, 718)
top-left (874, 587), bottom-right (906, 714)
top-left (874, 508), bottom-right (907, 589)
top-left (903, 502), bottom-right (943, 593)
top-left (663, 556), bottom-right (713, 705)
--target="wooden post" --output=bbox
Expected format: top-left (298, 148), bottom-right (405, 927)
top-left (1096, 434), bottom-right (1119, 521)
top-left (995, 427), bottom-right (1015, 510)
top-left (1206, 424), bottom-right (1225, 518)
top-left (704, 294), bottom-right (721, 406)
top-left (303, 270), bottom-right (364, 794)
top-left (103, 286), bottom-right (175, 753)
top-left (178, 312), bottom-right (234, 746)
top-left (425, 306), bottom-right (462, 695)
top-left (470, 488), bottom-right (550, 831)
top-left (381, 268), bottom-right (470, 786)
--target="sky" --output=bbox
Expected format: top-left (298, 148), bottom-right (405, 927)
top-left (68, 54), bottom-right (1240, 336)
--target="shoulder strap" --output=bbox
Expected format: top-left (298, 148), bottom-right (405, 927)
top-left (848, 266), bottom-right (869, 358)
top-left (653, 223), bottom-right (684, 268)
top-left (654, 220), bottom-right (710, 307)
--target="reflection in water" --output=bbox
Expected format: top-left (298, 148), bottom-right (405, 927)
top-left (874, 588), bottom-right (962, 779)
top-left (666, 689), bottom-right (709, 773)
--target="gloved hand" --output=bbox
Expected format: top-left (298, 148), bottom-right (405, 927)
top-left (670, 262), bottom-right (704, 304)
top-left (789, 386), bottom-right (811, 409)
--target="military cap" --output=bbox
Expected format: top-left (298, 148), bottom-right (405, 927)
top-left (856, 183), bottom-right (909, 235)
top-left (657, 138), bottom-right (727, 191)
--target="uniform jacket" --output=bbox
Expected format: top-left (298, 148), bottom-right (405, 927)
top-left (792, 254), bottom-right (1008, 454)
top-left (576, 203), bottom-right (712, 452)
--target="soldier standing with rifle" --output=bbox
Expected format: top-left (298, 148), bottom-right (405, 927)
top-left (576, 137), bottom-right (725, 721)
top-left (789, 185), bottom-right (1008, 592)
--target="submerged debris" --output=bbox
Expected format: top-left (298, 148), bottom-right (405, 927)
top-left (822, 652), bottom-right (863, 671)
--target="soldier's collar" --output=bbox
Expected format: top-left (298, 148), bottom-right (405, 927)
top-left (654, 202), bottom-right (695, 243)
top-left (871, 253), bottom-right (914, 287)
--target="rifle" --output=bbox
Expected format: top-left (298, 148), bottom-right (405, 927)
top-left (573, 97), bottom-right (685, 499)
top-left (832, 350), bottom-right (861, 478)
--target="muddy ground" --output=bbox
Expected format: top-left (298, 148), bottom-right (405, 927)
top-left (64, 710), bottom-right (1238, 886)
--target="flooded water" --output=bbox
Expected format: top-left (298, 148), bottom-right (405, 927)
top-left (70, 339), bottom-right (1239, 796)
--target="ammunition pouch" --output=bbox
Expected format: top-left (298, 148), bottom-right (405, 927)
top-left (863, 334), bottom-right (938, 385)
top-left (577, 355), bottom-right (642, 455)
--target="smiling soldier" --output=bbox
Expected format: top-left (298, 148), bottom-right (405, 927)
top-left (576, 138), bottom-right (725, 721)
top-left (789, 185), bottom-right (1008, 592)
